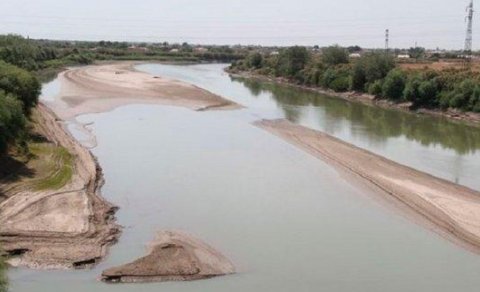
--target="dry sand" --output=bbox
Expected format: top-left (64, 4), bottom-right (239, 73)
top-left (0, 104), bottom-right (120, 269)
top-left (101, 231), bottom-right (235, 283)
top-left (256, 119), bottom-right (480, 251)
top-left (47, 62), bottom-right (240, 120)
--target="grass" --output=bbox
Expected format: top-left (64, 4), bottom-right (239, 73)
top-left (0, 254), bottom-right (6, 292)
top-left (28, 144), bottom-right (74, 191)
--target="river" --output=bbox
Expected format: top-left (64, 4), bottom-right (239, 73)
top-left (9, 63), bottom-right (480, 292)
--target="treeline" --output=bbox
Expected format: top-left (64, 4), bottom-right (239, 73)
top-left (230, 46), bottom-right (480, 113)
top-left (0, 61), bottom-right (41, 154)
top-left (0, 33), bottom-right (249, 154)
top-left (0, 35), bottom-right (246, 74)
top-left (0, 36), bottom-right (43, 155)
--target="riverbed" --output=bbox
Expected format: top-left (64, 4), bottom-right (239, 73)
top-left (9, 63), bottom-right (480, 292)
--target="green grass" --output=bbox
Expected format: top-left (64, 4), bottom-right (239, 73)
top-left (29, 144), bottom-right (74, 191)
top-left (0, 254), bottom-right (7, 292)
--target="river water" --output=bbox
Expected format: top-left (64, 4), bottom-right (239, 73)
top-left (9, 64), bottom-right (480, 292)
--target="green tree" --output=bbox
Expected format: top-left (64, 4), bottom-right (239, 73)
top-left (321, 45), bottom-right (349, 66)
top-left (368, 80), bottom-right (383, 96)
top-left (0, 91), bottom-right (26, 154)
top-left (0, 261), bottom-right (6, 292)
top-left (382, 69), bottom-right (406, 100)
top-left (276, 46), bottom-right (310, 77)
top-left (408, 47), bottom-right (426, 60)
top-left (351, 52), bottom-right (395, 91)
top-left (0, 61), bottom-right (40, 113)
top-left (247, 52), bottom-right (263, 69)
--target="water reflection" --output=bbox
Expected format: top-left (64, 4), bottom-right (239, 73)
top-left (233, 77), bottom-right (480, 155)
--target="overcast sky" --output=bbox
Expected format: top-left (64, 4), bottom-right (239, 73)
top-left (0, 0), bottom-right (476, 49)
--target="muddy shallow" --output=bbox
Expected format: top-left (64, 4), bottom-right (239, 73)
top-left (9, 64), bottom-right (480, 292)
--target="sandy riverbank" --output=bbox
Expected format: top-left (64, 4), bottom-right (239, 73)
top-left (47, 62), bottom-right (240, 120)
top-left (0, 104), bottom-right (120, 269)
top-left (256, 119), bottom-right (480, 251)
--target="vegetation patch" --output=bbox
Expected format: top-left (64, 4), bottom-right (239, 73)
top-left (1, 141), bottom-right (74, 192)
top-left (230, 45), bottom-right (480, 113)
top-left (29, 144), bottom-right (74, 191)
top-left (0, 254), bottom-right (6, 292)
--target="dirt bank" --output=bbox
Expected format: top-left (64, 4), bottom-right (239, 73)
top-left (230, 71), bottom-right (480, 127)
top-left (101, 231), bottom-right (235, 283)
top-left (256, 119), bottom-right (480, 251)
top-left (0, 104), bottom-right (120, 269)
top-left (47, 62), bottom-right (240, 120)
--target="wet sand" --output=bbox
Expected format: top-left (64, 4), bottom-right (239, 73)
top-left (255, 119), bottom-right (480, 251)
top-left (0, 104), bottom-right (120, 269)
top-left (48, 62), bottom-right (240, 120)
top-left (102, 231), bottom-right (235, 283)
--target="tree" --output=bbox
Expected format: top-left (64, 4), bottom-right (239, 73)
top-left (347, 45), bottom-right (362, 53)
top-left (382, 69), bottom-right (406, 100)
top-left (275, 46), bottom-right (310, 77)
top-left (408, 47), bottom-right (426, 60)
top-left (350, 52), bottom-right (395, 91)
top-left (321, 45), bottom-right (349, 66)
top-left (247, 52), bottom-right (263, 69)
top-left (0, 61), bottom-right (40, 113)
top-left (0, 91), bottom-right (26, 154)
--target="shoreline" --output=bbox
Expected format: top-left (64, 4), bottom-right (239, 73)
top-left (255, 119), bottom-right (480, 252)
top-left (0, 62), bottom-right (239, 271)
top-left (0, 104), bottom-right (120, 269)
top-left (229, 70), bottom-right (480, 127)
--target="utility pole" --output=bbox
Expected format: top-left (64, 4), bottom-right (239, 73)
top-left (464, 0), bottom-right (474, 66)
top-left (385, 29), bottom-right (390, 53)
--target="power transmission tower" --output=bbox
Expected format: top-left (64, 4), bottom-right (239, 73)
top-left (385, 29), bottom-right (390, 53)
top-left (464, 0), bottom-right (474, 66)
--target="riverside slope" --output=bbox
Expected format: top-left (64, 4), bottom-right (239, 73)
top-left (256, 119), bottom-right (480, 252)
top-left (0, 104), bottom-right (120, 269)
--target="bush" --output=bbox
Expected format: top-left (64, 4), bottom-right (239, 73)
top-left (0, 256), bottom-right (6, 292)
top-left (417, 79), bottom-right (439, 106)
top-left (444, 79), bottom-right (476, 109)
top-left (321, 65), bottom-right (351, 92)
top-left (382, 69), bottom-right (406, 100)
top-left (0, 92), bottom-right (26, 153)
top-left (0, 61), bottom-right (40, 113)
top-left (275, 46), bottom-right (310, 77)
top-left (321, 45), bottom-right (349, 66)
top-left (247, 52), bottom-right (263, 69)
top-left (368, 80), bottom-right (383, 96)
top-left (350, 52), bottom-right (395, 92)
top-left (329, 76), bottom-right (350, 92)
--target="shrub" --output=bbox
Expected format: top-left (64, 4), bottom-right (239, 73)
top-left (275, 46), bottom-right (310, 77)
top-left (382, 69), bottom-right (406, 100)
top-left (329, 76), bottom-right (350, 92)
top-left (0, 61), bottom-right (40, 113)
top-left (350, 52), bottom-right (395, 92)
top-left (321, 45), bottom-right (349, 66)
top-left (0, 92), bottom-right (26, 153)
top-left (368, 80), bottom-right (383, 96)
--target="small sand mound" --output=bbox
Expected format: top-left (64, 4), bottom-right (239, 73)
top-left (101, 231), bottom-right (235, 283)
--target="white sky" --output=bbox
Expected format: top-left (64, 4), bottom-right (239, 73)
top-left (0, 0), bottom-right (476, 49)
